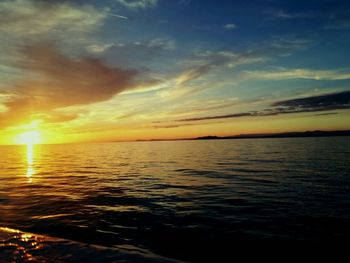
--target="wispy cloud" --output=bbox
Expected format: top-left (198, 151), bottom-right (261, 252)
top-left (173, 36), bottom-right (309, 87)
top-left (0, 0), bottom-right (106, 37)
top-left (145, 36), bottom-right (312, 100)
top-left (0, 0), bottom-right (108, 80)
top-left (87, 38), bottom-right (175, 55)
top-left (264, 37), bottom-right (311, 57)
top-left (87, 38), bottom-right (175, 72)
top-left (223, 24), bottom-right (237, 30)
top-left (324, 16), bottom-right (350, 30)
top-left (242, 68), bottom-right (350, 81)
top-left (265, 9), bottom-right (315, 20)
top-left (115, 0), bottom-right (159, 10)
top-left (175, 50), bottom-right (265, 85)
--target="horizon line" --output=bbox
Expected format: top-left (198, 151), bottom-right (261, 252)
top-left (1, 129), bottom-right (349, 146)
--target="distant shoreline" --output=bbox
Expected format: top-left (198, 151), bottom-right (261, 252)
top-left (134, 130), bottom-right (350, 142)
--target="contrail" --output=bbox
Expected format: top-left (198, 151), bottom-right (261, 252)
top-left (108, 13), bottom-right (128, 20)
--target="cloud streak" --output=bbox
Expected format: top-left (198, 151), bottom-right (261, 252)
top-left (242, 68), bottom-right (350, 80)
top-left (266, 10), bottom-right (315, 20)
top-left (176, 51), bottom-right (265, 85)
top-left (174, 91), bottom-right (350, 123)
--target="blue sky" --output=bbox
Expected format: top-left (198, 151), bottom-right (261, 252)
top-left (0, 0), bottom-right (349, 143)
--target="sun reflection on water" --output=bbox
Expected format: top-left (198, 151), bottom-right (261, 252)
top-left (26, 144), bottom-right (35, 182)
top-left (27, 144), bottom-right (34, 165)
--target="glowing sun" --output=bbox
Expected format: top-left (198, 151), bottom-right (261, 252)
top-left (15, 130), bottom-right (42, 145)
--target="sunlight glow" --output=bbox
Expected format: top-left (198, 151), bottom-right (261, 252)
top-left (15, 130), bottom-right (42, 145)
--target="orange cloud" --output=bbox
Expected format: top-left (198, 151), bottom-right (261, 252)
top-left (0, 43), bottom-right (140, 127)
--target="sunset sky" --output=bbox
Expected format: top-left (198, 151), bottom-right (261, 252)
top-left (0, 0), bottom-right (350, 144)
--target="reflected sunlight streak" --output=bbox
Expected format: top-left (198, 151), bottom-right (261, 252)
top-left (26, 144), bottom-right (35, 182)
top-left (27, 144), bottom-right (34, 165)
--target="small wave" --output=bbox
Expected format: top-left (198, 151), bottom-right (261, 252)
top-left (31, 213), bottom-right (74, 220)
top-left (226, 168), bottom-right (269, 174)
top-left (0, 227), bottom-right (181, 262)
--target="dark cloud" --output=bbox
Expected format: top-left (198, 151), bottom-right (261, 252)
top-left (174, 91), bottom-right (350, 123)
top-left (153, 123), bottom-right (195, 129)
top-left (272, 90), bottom-right (350, 109)
top-left (17, 43), bottom-right (138, 108)
top-left (179, 112), bottom-right (254, 122)
top-left (0, 43), bottom-right (140, 127)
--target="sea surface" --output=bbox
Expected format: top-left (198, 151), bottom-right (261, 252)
top-left (0, 137), bottom-right (350, 262)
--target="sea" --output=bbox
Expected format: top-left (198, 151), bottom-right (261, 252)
top-left (0, 137), bottom-right (349, 262)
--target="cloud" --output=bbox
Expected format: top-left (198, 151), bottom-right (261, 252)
top-left (0, 0), bottom-right (106, 37)
top-left (324, 17), bottom-right (350, 30)
top-left (0, 0), bottom-right (108, 80)
top-left (179, 112), bottom-right (259, 122)
top-left (320, 9), bottom-right (350, 30)
top-left (152, 97), bottom-right (240, 121)
top-left (87, 38), bottom-right (176, 72)
top-left (242, 68), bottom-right (350, 81)
top-left (107, 13), bottom-right (129, 20)
top-left (153, 123), bottom-right (197, 129)
top-left (0, 43), bottom-right (139, 128)
top-left (117, 49), bottom-right (256, 98)
top-left (115, 0), bottom-right (159, 10)
top-left (88, 38), bottom-right (175, 55)
top-left (176, 51), bottom-right (265, 85)
top-left (266, 37), bottom-right (311, 56)
top-left (149, 36), bottom-right (311, 100)
top-left (151, 36), bottom-right (313, 101)
top-left (266, 8), bottom-right (350, 30)
top-left (313, 112), bottom-right (339, 116)
top-left (173, 91), bottom-right (350, 123)
top-left (265, 10), bottom-right (315, 20)
top-left (174, 37), bottom-right (311, 86)
top-left (120, 36), bottom-right (312, 99)
top-left (87, 43), bottom-right (116, 54)
top-left (18, 43), bottom-right (138, 107)
top-left (271, 90), bottom-right (350, 110)
top-left (33, 112), bottom-right (81, 124)
top-left (223, 24), bottom-right (237, 30)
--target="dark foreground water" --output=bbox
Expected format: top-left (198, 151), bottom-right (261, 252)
top-left (1, 137), bottom-right (350, 262)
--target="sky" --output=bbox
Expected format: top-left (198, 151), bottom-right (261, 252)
top-left (0, 0), bottom-right (349, 144)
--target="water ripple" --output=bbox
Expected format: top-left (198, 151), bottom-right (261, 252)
top-left (0, 138), bottom-right (350, 262)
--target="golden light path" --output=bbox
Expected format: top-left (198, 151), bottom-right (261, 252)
top-left (27, 144), bottom-right (35, 183)
top-left (14, 130), bottom-right (42, 183)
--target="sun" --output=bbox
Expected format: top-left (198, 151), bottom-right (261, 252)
top-left (15, 130), bottom-right (42, 145)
